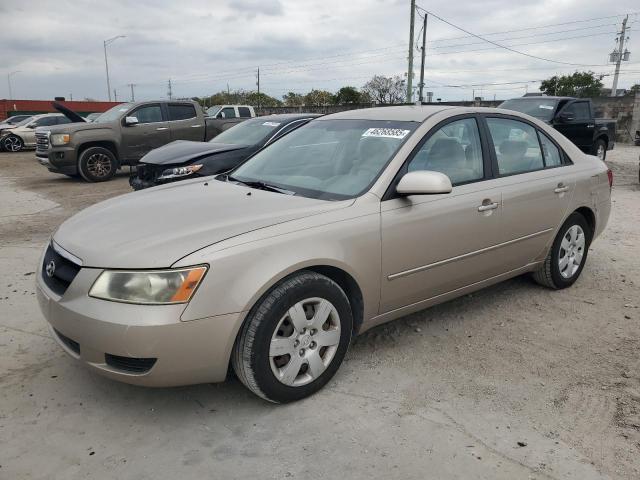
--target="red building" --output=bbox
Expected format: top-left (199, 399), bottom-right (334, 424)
top-left (0, 99), bottom-right (122, 121)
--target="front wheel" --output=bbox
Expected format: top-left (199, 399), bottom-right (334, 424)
top-left (232, 271), bottom-right (353, 403)
top-left (592, 139), bottom-right (606, 161)
top-left (532, 212), bottom-right (591, 289)
top-left (78, 147), bottom-right (117, 182)
top-left (2, 134), bottom-right (24, 152)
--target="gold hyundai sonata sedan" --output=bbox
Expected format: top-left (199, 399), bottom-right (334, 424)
top-left (36, 105), bottom-right (612, 402)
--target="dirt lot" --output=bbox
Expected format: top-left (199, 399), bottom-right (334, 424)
top-left (1, 147), bottom-right (639, 479)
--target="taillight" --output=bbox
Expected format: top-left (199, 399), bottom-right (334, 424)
top-left (607, 169), bottom-right (613, 190)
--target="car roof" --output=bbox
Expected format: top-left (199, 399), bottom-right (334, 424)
top-left (320, 105), bottom-right (456, 122)
top-left (503, 96), bottom-right (574, 101)
top-left (259, 113), bottom-right (323, 121)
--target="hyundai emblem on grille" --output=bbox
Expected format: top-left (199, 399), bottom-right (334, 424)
top-left (46, 260), bottom-right (56, 278)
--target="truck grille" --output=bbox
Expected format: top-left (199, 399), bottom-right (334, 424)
top-left (35, 131), bottom-right (49, 152)
top-left (41, 243), bottom-right (81, 296)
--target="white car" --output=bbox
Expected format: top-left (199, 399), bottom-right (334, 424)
top-left (1, 114), bottom-right (72, 152)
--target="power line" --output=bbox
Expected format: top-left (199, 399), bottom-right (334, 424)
top-left (415, 5), bottom-right (621, 66)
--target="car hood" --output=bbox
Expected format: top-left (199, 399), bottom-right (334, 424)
top-left (0, 123), bottom-right (16, 131)
top-left (52, 102), bottom-right (87, 123)
top-left (45, 122), bottom-right (113, 134)
top-left (53, 178), bottom-right (350, 268)
top-left (140, 140), bottom-right (248, 166)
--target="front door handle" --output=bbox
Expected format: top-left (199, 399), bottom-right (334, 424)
top-left (477, 202), bottom-right (499, 212)
top-left (156, 127), bottom-right (169, 131)
top-left (554, 183), bottom-right (570, 194)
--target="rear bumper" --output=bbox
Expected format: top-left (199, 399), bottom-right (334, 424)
top-left (36, 267), bottom-right (246, 387)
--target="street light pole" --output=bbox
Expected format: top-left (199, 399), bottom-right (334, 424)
top-left (103, 35), bottom-right (126, 101)
top-left (7, 71), bottom-right (21, 100)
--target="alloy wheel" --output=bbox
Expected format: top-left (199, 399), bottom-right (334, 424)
top-left (558, 225), bottom-right (585, 279)
top-left (3, 136), bottom-right (22, 152)
top-left (86, 153), bottom-right (112, 178)
top-left (597, 144), bottom-right (605, 161)
top-left (269, 297), bottom-right (341, 387)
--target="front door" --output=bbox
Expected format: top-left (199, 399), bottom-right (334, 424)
top-left (554, 100), bottom-right (593, 150)
top-left (380, 116), bottom-right (505, 313)
top-left (120, 103), bottom-right (170, 161)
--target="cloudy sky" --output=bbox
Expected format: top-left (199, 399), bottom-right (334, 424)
top-left (2, 0), bottom-right (639, 102)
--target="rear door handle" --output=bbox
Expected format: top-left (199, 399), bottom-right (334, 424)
top-left (477, 202), bottom-right (499, 212)
top-left (156, 127), bottom-right (169, 131)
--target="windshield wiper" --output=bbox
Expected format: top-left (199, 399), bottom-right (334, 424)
top-left (225, 174), bottom-right (295, 195)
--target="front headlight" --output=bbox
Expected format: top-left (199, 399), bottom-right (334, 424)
top-left (89, 266), bottom-right (208, 304)
top-left (159, 164), bottom-right (203, 180)
top-left (51, 133), bottom-right (70, 146)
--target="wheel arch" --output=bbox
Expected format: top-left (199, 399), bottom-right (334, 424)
top-left (573, 206), bottom-right (596, 239)
top-left (595, 134), bottom-right (608, 148)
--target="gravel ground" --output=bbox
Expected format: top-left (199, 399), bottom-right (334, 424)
top-left (0, 146), bottom-right (639, 479)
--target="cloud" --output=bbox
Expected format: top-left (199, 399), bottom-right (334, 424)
top-left (227, 0), bottom-right (283, 17)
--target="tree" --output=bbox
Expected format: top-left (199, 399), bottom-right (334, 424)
top-left (630, 84), bottom-right (640, 94)
top-left (282, 92), bottom-right (304, 106)
top-left (539, 71), bottom-right (604, 98)
top-left (303, 89), bottom-right (335, 106)
top-left (246, 91), bottom-right (281, 107)
top-left (361, 75), bottom-right (405, 104)
top-left (334, 86), bottom-right (362, 104)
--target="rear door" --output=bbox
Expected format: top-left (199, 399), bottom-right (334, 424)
top-left (120, 103), bottom-right (170, 161)
top-left (554, 100), bottom-right (593, 149)
top-left (380, 116), bottom-right (507, 312)
top-left (482, 115), bottom-right (575, 268)
top-left (167, 103), bottom-right (203, 142)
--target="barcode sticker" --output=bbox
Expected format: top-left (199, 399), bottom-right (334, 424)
top-left (263, 121), bottom-right (281, 127)
top-left (362, 128), bottom-right (410, 139)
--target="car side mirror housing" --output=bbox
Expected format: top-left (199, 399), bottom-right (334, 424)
top-left (217, 112), bottom-right (225, 119)
top-left (557, 112), bottom-right (574, 122)
top-left (396, 170), bottom-right (453, 196)
top-left (124, 116), bottom-right (139, 126)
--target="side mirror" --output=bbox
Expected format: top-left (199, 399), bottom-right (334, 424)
top-left (217, 112), bottom-right (225, 119)
top-left (124, 116), bottom-right (139, 126)
top-left (396, 170), bottom-right (452, 196)
top-left (27, 124), bottom-right (37, 129)
top-left (557, 112), bottom-right (575, 122)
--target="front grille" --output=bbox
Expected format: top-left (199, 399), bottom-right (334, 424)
top-left (41, 244), bottom-right (81, 296)
top-left (105, 354), bottom-right (157, 374)
top-left (54, 329), bottom-right (80, 355)
top-left (35, 131), bottom-right (49, 152)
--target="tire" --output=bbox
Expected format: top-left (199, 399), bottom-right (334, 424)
top-left (592, 138), bottom-right (606, 161)
top-left (232, 271), bottom-right (353, 403)
top-left (78, 147), bottom-right (117, 182)
top-left (2, 134), bottom-right (24, 152)
top-left (532, 212), bottom-right (591, 289)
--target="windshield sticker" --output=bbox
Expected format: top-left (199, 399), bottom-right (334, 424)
top-left (262, 121), bottom-right (281, 127)
top-left (362, 128), bottom-right (410, 139)
top-left (539, 105), bottom-right (554, 110)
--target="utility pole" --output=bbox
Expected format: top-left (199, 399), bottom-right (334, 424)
top-left (114, 89), bottom-right (117, 101)
top-left (128, 83), bottom-right (136, 101)
top-left (418, 12), bottom-right (428, 103)
top-left (69, 93), bottom-right (73, 101)
top-left (610, 15), bottom-right (630, 97)
top-left (7, 71), bottom-right (21, 100)
top-left (256, 67), bottom-right (261, 109)
top-left (103, 35), bottom-right (126, 101)
top-left (406, 0), bottom-right (416, 103)
top-left (167, 78), bottom-right (173, 100)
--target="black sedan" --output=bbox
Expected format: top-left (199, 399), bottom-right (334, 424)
top-left (130, 113), bottom-right (320, 190)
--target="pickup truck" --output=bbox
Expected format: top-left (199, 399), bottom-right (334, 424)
top-left (499, 96), bottom-right (616, 160)
top-left (36, 101), bottom-right (249, 182)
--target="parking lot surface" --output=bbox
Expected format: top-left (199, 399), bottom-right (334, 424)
top-left (1, 147), bottom-right (639, 479)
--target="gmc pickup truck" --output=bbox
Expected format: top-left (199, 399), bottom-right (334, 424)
top-left (499, 96), bottom-right (616, 160)
top-left (36, 101), bottom-right (248, 182)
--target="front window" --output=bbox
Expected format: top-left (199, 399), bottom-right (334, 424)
top-left (500, 98), bottom-right (559, 121)
top-left (211, 117), bottom-right (287, 146)
top-left (228, 119), bottom-right (418, 200)
top-left (93, 103), bottom-right (133, 123)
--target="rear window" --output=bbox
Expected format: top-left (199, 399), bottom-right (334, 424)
top-left (238, 107), bottom-right (252, 118)
top-left (168, 104), bottom-right (196, 121)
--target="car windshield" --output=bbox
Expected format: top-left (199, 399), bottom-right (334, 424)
top-left (211, 117), bottom-right (287, 146)
top-left (206, 105), bottom-right (222, 117)
top-left (12, 116), bottom-right (34, 127)
top-left (93, 103), bottom-right (133, 123)
top-left (499, 98), bottom-right (559, 121)
top-left (8, 116), bottom-right (29, 125)
top-left (228, 119), bottom-right (417, 200)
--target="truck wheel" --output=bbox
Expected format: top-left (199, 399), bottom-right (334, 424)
top-left (2, 134), bottom-right (24, 152)
top-left (78, 147), bottom-right (117, 182)
top-left (592, 139), bottom-right (606, 161)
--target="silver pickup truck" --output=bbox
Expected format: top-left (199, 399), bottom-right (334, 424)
top-left (36, 101), bottom-right (246, 182)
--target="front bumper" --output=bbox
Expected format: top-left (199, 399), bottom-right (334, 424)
top-left (36, 265), bottom-right (245, 387)
top-left (36, 147), bottom-right (78, 175)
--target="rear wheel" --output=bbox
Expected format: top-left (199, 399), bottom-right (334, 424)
top-left (232, 271), bottom-right (352, 403)
top-left (532, 212), bottom-right (591, 289)
top-left (592, 139), bottom-right (606, 161)
top-left (78, 147), bottom-right (117, 182)
top-left (2, 134), bottom-right (24, 152)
